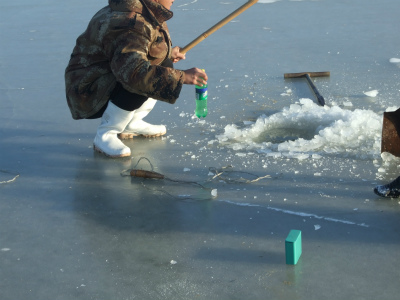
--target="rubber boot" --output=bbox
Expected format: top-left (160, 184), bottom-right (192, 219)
top-left (374, 176), bottom-right (400, 198)
top-left (119, 98), bottom-right (166, 140)
top-left (93, 102), bottom-right (135, 158)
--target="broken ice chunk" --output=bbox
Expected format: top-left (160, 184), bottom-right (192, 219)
top-left (243, 121), bottom-right (255, 126)
top-left (211, 189), bottom-right (218, 198)
top-left (235, 153), bottom-right (246, 157)
top-left (363, 90), bottom-right (378, 97)
top-left (281, 88), bottom-right (292, 96)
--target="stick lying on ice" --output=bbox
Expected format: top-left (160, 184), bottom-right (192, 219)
top-left (129, 169), bottom-right (165, 179)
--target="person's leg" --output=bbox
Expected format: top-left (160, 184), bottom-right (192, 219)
top-left (110, 83), bottom-right (148, 111)
top-left (93, 101), bottom-right (135, 157)
top-left (118, 58), bottom-right (173, 139)
top-left (374, 176), bottom-right (400, 198)
top-left (119, 97), bottom-right (166, 139)
top-left (87, 81), bottom-right (148, 120)
top-left (109, 83), bottom-right (166, 139)
top-left (93, 58), bottom-right (173, 155)
top-left (92, 82), bottom-right (149, 157)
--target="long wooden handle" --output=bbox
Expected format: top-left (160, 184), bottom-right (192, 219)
top-left (180, 0), bottom-right (258, 54)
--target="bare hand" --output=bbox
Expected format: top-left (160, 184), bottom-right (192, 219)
top-left (183, 68), bottom-right (208, 86)
top-left (171, 46), bottom-right (186, 63)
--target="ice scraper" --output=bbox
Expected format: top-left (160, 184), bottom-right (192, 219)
top-left (284, 71), bottom-right (330, 106)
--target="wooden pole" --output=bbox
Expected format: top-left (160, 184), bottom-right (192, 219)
top-left (180, 0), bottom-right (258, 54)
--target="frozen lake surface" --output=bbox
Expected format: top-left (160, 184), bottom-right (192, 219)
top-left (1, 0), bottom-right (400, 299)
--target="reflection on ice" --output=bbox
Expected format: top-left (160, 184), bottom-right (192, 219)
top-left (217, 99), bottom-right (382, 159)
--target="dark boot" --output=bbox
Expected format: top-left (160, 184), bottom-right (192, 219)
top-left (374, 176), bottom-right (400, 198)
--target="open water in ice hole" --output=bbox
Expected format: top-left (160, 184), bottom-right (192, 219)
top-left (254, 127), bottom-right (316, 144)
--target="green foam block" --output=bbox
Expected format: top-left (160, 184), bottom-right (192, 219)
top-left (285, 230), bottom-right (302, 265)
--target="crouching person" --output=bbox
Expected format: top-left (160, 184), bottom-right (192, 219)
top-left (65, 0), bottom-right (207, 157)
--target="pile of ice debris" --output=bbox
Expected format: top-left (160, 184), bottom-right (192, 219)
top-left (217, 98), bottom-right (383, 160)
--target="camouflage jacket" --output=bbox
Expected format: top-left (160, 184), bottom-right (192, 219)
top-left (65, 0), bottom-right (185, 119)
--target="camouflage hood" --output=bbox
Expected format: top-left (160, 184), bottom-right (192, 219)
top-left (108, 0), bottom-right (173, 24)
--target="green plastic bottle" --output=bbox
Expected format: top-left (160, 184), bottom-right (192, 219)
top-left (195, 72), bottom-right (208, 118)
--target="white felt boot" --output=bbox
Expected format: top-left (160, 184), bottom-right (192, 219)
top-left (93, 102), bottom-right (134, 157)
top-left (119, 98), bottom-right (166, 140)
